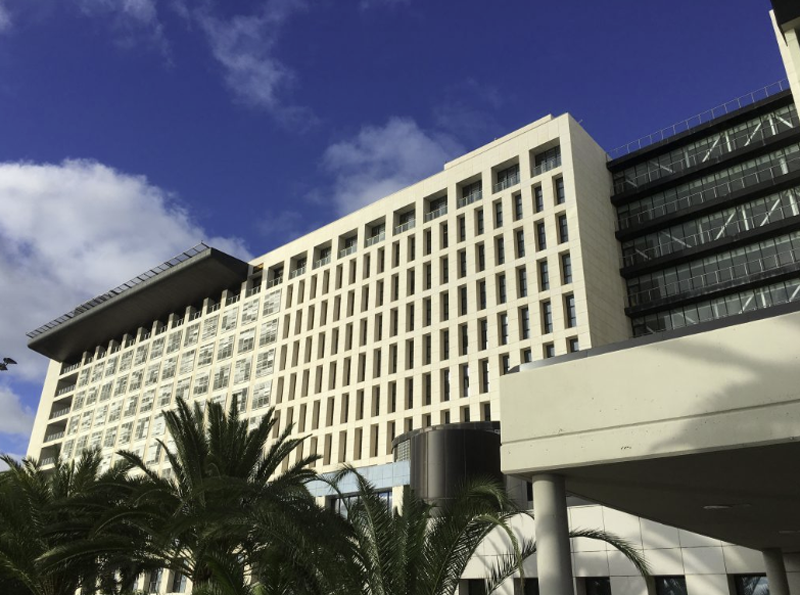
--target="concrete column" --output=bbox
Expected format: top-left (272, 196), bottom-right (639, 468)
top-left (763, 548), bottom-right (791, 595)
top-left (533, 473), bottom-right (574, 595)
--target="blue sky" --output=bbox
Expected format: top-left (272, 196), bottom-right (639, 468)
top-left (0, 0), bottom-right (785, 459)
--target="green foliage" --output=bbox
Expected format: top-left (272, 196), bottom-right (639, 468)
top-left (1, 401), bottom-right (648, 595)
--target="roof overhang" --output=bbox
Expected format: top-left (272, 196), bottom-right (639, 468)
top-left (500, 303), bottom-right (800, 552)
top-left (27, 246), bottom-right (249, 362)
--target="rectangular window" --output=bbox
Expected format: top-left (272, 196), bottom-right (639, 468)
top-left (536, 222), bottom-right (547, 250)
top-left (654, 577), bottom-right (688, 595)
top-left (534, 185), bottom-right (544, 213)
top-left (568, 337), bottom-right (580, 353)
top-left (460, 364), bottom-right (470, 398)
top-left (478, 280), bottom-right (487, 309)
top-left (517, 267), bottom-right (528, 298)
top-left (459, 286), bottom-right (468, 315)
top-left (513, 193), bottom-right (523, 220)
top-left (497, 274), bottom-right (507, 304)
top-left (458, 215), bottom-right (467, 242)
top-left (458, 250), bottom-right (467, 278)
top-left (558, 214), bottom-right (569, 243)
top-left (495, 237), bottom-right (505, 265)
top-left (494, 201), bottom-right (503, 228)
top-left (499, 313), bottom-right (509, 345)
top-left (541, 300), bottom-right (553, 334)
top-left (520, 307), bottom-right (530, 339)
top-left (479, 318), bottom-right (489, 350)
top-left (555, 177), bottom-right (565, 204)
top-left (565, 293), bottom-right (577, 328)
top-left (480, 359), bottom-right (490, 393)
top-left (544, 343), bottom-right (555, 359)
top-left (475, 208), bottom-right (485, 235)
top-left (460, 323), bottom-right (469, 355)
top-left (538, 259), bottom-right (550, 291)
top-left (477, 243), bottom-right (486, 272)
top-left (515, 229), bottom-right (525, 258)
top-left (561, 252), bottom-right (573, 284)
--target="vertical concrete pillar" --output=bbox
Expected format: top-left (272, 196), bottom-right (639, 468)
top-left (533, 473), bottom-right (574, 595)
top-left (763, 549), bottom-right (791, 595)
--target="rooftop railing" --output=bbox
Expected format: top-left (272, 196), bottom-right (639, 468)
top-left (608, 80), bottom-right (791, 160)
top-left (614, 108), bottom-right (800, 193)
top-left (27, 243), bottom-right (210, 340)
top-left (55, 384), bottom-right (76, 397)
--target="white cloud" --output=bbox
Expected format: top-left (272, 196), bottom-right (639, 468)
top-left (321, 117), bottom-right (463, 215)
top-left (0, 159), bottom-right (251, 440)
top-left (0, 0), bottom-right (11, 33)
top-left (74, 0), bottom-right (170, 58)
top-left (0, 385), bottom-right (34, 438)
top-left (193, 0), bottom-right (313, 122)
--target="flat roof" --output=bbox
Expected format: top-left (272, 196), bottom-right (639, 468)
top-left (27, 244), bottom-right (250, 362)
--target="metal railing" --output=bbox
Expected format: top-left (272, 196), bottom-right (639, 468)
top-left (365, 231), bottom-right (386, 247)
top-left (55, 384), bottom-right (76, 397)
top-left (608, 80), bottom-right (791, 159)
top-left (266, 277), bottom-right (283, 288)
top-left (172, 318), bottom-right (184, 327)
top-left (288, 266), bottom-right (306, 279)
top-left (245, 285), bottom-right (262, 297)
top-left (40, 457), bottom-right (56, 466)
top-left (532, 155), bottom-right (562, 177)
top-left (628, 246), bottom-right (800, 308)
top-left (27, 243), bottom-right (211, 339)
top-left (618, 151), bottom-right (800, 230)
top-left (339, 245), bottom-right (357, 258)
top-left (494, 172), bottom-right (520, 193)
top-left (394, 220), bottom-right (416, 234)
top-left (44, 431), bottom-right (65, 443)
top-left (424, 205), bottom-right (448, 222)
top-left (61, 362), bottom-right (81, 375)
top-left (314, 255), bottom-right (331, 269)
top-left (49, 407), bottom-right (71, 419)
top-left (457, 191), bottom-right (483, 208)
top-left (189, 311), bottom-right (202, 321)
top-left (614, 109), bottom-right (800, 193)
top-left (226, 294), bottom-right (241, 305)
top-left (622, 198), bottom-right (800, 267)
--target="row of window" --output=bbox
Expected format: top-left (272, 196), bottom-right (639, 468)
top-left (617, 141), bottom-right (800, 229)
top-left (627, 230), bottom-right (800, 308)
top-left (266, 163), bottom-right (565, 282)
top-left (613, 102), bottom-right (798, 193)
top-left (621, 185), bottom-right (800, 267)
top-left (631, 277), bottom-right (800, 336)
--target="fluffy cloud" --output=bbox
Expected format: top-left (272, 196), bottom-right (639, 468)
top-left (0, 0), bottom-right (11, 33)
top-left (75, 0), bottom-right (169, 56)
top-left (0, 386), bottom-right (34, 437)
top-left (192, 0), bottom-right (313, 123)
top-left (322, 117), bottom-right (463, 215)
top-left (0, 158), bottom-right (250, 443)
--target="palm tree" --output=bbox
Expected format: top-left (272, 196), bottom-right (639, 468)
top-left (322, 468), bottom-right (648, 595)
top-left (117, 397), bottom-right (319, 591)
top-left (0, 450), bottom-right (144, 595)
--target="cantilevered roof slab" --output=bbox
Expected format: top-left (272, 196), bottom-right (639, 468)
top-left (500, 303), bottom-right (800, 552)
top-left (27, 244), bottom-right (249, 362)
